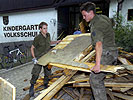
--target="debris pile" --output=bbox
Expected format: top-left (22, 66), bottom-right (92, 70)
top-left (23, 34), bottom-right (133, 100)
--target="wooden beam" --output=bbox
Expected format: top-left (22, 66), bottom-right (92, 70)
top-left (49, 62), bottom-right (124, 73)
top-left (49, 62), bottom-right (90, 72)
top-left (34, 75), bottom-right (66, 100)
top-left (113, 92), bottom-right (133, 100)
top-left (119, 50), bottom-right (133, 56)
top-left (34, 70), bottom-right (77, 100)
top-left (73, 82), bottom-right (133, 88)
top-left (74, 45), bottom-right (92, 62)
top-left (66, 78), bottom-right (89, 84)
top-left (53, 33), bottom-right (91, 50)
top-left (62, 88), bottom-right (75, 99)
top-left (79, 88), bottom-right (84, 100)
top-left (118, 56), bottom-right (132, 65)
top-left (80, 50), bottom-right (95, 62)
top-left (112, 87), bottom-right (132, 93)
top-left (42, 70), bottom-right (77, 100)
top-left (127, 89), bottom-right (133, 96)
top-left (120, 65), bottom-right (133, 71)
top-left (73, 89), bottom-right (80, 97)
top-left (56, 90), bottom-right (65, 100)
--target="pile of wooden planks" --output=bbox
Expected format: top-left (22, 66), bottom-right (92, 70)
top-left (23, 34), bottom-right (133, 100)
top-left (23, 66), bottom-right (133, 100)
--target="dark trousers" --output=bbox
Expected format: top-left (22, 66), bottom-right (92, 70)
top-left (30, 64), bottom-right (51, 85)
top-left (90, 50), bottom-right (118, 100)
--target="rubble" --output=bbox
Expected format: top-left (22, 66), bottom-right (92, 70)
top-left (23, 34), bottom-right (133, 100)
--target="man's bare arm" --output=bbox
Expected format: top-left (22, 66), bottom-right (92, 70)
top-left (51, 40), bottom-right (61, 45)
top-left (91, 41), bottom-right (102, 73)
top-left (31, 45), bottom-right (35, 58)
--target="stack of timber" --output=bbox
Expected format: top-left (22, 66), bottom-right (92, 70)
top-left (23, 33), bottom-right (133, 100)
top-left (0, 77), bottom-right (16, 100)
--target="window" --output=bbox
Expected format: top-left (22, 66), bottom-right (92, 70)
top-left (128, 9), bottom-right (133, 21)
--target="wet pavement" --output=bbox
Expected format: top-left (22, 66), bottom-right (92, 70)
top-left (0, 62), bottom-right (73, 100)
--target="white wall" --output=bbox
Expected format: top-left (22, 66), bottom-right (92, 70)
top-left (121, 0), bottom-right (133, 24)
top-left (0, 8), bottom-right (58, 43)
top-left (109, 0), bottom-right (118, 18)
top-left (109, 0), bottom-right (133, 24)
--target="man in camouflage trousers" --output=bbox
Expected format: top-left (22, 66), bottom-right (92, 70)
top-left (80, 2), bottom-right (118, 100)
top-left (29, 22), bottom-right (60, 97)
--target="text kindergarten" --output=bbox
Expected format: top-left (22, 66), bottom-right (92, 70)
top-left (3, 24), bottom-right (39, 37)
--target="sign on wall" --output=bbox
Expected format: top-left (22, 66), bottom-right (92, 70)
top-left (0, 8), bottom-right (57, 43)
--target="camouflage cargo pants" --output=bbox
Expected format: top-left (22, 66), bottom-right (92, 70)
top-left (30, 64), bottom-right (51, 85)
top-left (90, 50), bottom-right (118, 100)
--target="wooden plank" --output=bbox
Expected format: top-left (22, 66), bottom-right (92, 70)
top-left (53, 33), bottom-right (91, 50)
top-left (66, 78), bottom-right (89, 84)
top-left (56, 90), bottom-right (65, 100)
top-left (72, 73), bottom-right (87, 80)
top-left (113, 92), bottom-right (133, 100)
top-left (112, 87), bottom-right (132, 93)
top-left (84, 62), bottom-right (125, 73)
top-left (127, 89), bottom-right (133, 96)
top-left (79, 88), bottom-right (84, 100)
top-left (80, 50), bottom-right (95, 62)
top-left (119, 50), bottom-right (133, 56)
top-left (120, 65), bottom-right (133, 71)
top-left (74, 45), bottom-right (92, 62)
top-left (34, 70), bottom-right (77, 100)
top-left (62, 88), bottom-right (75, 99)
top-left (41, 70), bottom-right (77, 100)
top-left (49, 62), bottom-right (124, 73)
top-left (0, 77), bottom-right (16, 100)
top-left (49, 73), bottom-right (63, 78)
top-left (73, 89), bottom-right (80, 98)
top-left (118, 56), bottom-right (132, 65)
top-left (49, 62), bottom-right (90, 72)
top-left (73, 82), bottom-right (133, 88)
top-left (34, 75), bottom-right (66, 100)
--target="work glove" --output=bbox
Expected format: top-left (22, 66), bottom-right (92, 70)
top-left (32, 58), bottom-right (38, 64)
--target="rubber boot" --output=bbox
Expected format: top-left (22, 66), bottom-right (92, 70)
top-left (29, 84), bottom-right (34, 97)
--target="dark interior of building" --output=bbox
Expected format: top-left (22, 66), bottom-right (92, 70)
top-left (57, 1), bottom-right (109, 39)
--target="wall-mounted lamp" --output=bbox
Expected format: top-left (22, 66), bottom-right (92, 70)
top-left (50, 19), bottom-right (56, 26)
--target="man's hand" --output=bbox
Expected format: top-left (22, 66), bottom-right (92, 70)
top-left (57, 40), bottom-right (61, 44)
top-left (32, 58), bottom-right (38, 64)
top-left (91, 64), bottom-right (100, 73)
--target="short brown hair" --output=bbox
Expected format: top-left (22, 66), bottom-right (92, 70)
top-left (39, 22), bottom-right (48, 29)
top-left (80, 2), bottom-right (96, 14)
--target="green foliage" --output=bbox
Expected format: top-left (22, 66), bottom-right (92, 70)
top-left (113, 13), bottom-right (133, 52)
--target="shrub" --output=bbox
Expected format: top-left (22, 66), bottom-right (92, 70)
top-left (113, 13), bottom-right (133, 52)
